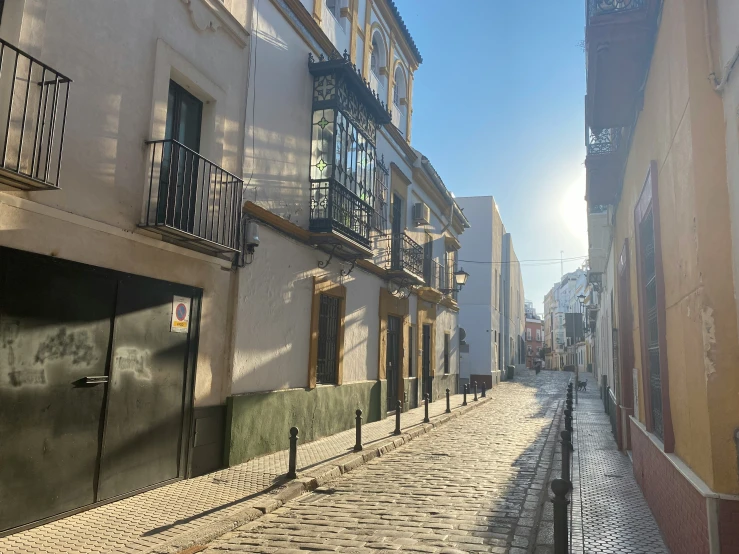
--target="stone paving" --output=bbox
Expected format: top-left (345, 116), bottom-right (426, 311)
top-left (0, 391), bottom-right (483, 554)
top-left (196, 369), bottom-right (570, 554)
top-left (569, 373), bottom-right (670, 554)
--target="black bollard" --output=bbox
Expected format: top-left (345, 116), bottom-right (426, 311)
top-left (564, 409), bottom-right (572, 433)
top-left (354, 409), bottom-right (363, 452)
top-left (481, 382), bottom-right (486, 398)
top-left (394, 400), bottom-right (402, 436)
top-left (423, 393), bottom-right (430, 423)
top-left (287, 426), bottom-right (298, 479)
top-left (463, 384), bottom-right (468, 406)
top-left (551, 478), bottom-right (572, 554)
top-left (445, 388), bottom-right (451, 413)
top-left (561, 430), bottom-right (572, 481)
top-left (473, 381), bottom-right (478, 401)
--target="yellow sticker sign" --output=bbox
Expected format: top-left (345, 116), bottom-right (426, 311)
top-left (171, 296), bottom-right (191, 333)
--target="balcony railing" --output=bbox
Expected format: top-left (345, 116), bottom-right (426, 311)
top-left (0, 38), bottom-right (71, 191)
top-left (310, 180), bottom-right (373, 249)
top-left (587, 127), bottom-right (621, 156)
top-left (142, 139), bottom-right (244, 255)
top-left (390, 232), bottom-right (424, 279)
top-left (588, 0), bottom-right (646, 18)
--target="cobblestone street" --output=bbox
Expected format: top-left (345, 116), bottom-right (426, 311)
top-left (198, 370), bottom-right (569, 554)
top-left (0, 370), bottom-right (673, 554)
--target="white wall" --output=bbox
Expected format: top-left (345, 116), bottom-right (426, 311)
top-left (0, 0), bottom-right (251, 407)
top-left (457, 196), bottom-right (493, 377)
top-left (232, 225), bottom-right (383, 394)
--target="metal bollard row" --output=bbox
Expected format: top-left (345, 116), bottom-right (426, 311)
top-left (551, 381), bottom-right (576, 554)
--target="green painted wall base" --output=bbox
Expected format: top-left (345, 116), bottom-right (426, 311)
top-left (432, 374), bottom-right (458, 402)
top-left (225, 380), bottom-right (382, 466)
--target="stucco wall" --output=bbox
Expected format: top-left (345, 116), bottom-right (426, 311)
top-left (612, 0), bottom-right (739, 493)
top-left (1, 0), bottom-right (249, 227)
top-left (0, 0), bottom-right (251, 407)
top-left (0, 197), bottom-right (233, 407)
top-left (232, 224), bottom-right (382, 394)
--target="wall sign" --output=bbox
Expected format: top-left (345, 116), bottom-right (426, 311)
top-left (171, 296), bottom-right (191, 333)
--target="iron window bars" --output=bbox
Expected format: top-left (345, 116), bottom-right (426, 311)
top-left (0, 38), bottom-right (71, 191)
top-left (142, 139), bottom-right (244, 255)
top-left (308, 51), bottom-right (391, 250)
top-left (317, 293), bottom-right (341, 384)
top-left (588, 0), bottom-right (645, 18)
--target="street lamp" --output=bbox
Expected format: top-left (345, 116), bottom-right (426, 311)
top-left (454, 267), bottom-right (470, 288)
top-left (440, 267), bottom-right (470, 294)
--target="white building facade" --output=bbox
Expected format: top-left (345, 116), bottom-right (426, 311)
top-left (0, 0), bottom-right (469, 535)
top-left (456, 196), bottom-right (525, 388)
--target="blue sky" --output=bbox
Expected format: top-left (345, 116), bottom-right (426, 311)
top-left (394, 0), bottom-right (588, 313)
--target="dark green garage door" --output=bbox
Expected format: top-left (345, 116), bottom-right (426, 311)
top-left (0, 247), bottom-right (200, 533)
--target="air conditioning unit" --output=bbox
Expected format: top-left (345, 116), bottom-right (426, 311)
top-left (412, 202), bottom-right (430, 226)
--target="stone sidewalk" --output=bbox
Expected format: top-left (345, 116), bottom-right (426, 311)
top-left (568, 373), bottom-right (670, 554)
top-left (0, 390), bottom-right (488, 554)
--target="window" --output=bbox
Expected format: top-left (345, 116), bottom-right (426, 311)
top-left (635, 163), bottom-right (670, 446)
top-left (526, 328), bottom-right (532, 341)
top-left (326, 0), bottom-right (340, 19)
top-left (495, 269), bottom-right (499, 310)
top-left (317, 294), bottom-right (341, 384)
top-left (444, 333), bottom-right (450, 374)
top-left (371, 39), bottom-right (380, 75)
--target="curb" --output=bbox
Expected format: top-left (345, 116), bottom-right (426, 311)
top-left (143, 396), bottom-right (493, 554)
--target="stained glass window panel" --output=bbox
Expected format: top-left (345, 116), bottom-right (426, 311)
top-left (311, 109), bottom-right (334, 180)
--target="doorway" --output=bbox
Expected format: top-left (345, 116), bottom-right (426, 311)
top-left (159, 80), bottom-right (203, 232)
top-left (386, 315), bottom-right (400, 412)
top-left (0, 247), bottom-right (199, 533)
top-left (421, 324), bottom-right (431, 401)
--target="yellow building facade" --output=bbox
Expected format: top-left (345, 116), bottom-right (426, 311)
top-left (586, 1), bottom-right (739, 551)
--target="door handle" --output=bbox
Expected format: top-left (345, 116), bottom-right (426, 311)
top-left (83, 376), bottom-right (109, 385)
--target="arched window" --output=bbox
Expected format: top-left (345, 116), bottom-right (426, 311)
top-left (371, 39), bottom-right (380, 75)
top-left (393, 66), bottom-right (407, 108)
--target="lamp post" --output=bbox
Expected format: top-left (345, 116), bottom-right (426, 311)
top-left (576, 294), bottom-right (586, 405)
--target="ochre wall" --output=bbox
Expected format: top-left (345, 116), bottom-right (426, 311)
top-left (613, 0), bottom-right (739, 493)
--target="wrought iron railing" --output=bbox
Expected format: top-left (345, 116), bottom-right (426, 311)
top-left (390, 232), bottom-right (424, 278)
top-left (372, 156), bottom-right (389, 232)
top-left (310, 180), bottom-right (373, 248)
top-left (422, 257), bottom-right (456, 296)
top-left (588, 0), bottom-right (646, 18)
top-left (588, 203), bottom-right (609, 214)
top-left (0, 39), bottom-right (71, 190)
top-left (142, 139), bottom-right (244, 253)
top-left (587, 127), bottom-right (621, 155)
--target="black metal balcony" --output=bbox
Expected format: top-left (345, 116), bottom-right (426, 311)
top-left (587, 127), bottom-right (621, 156)
top-left (388, 232), bottom-right (424, 283)
top-left (0, 39), bottom-right (71, 191)
top-left (588, 0), bottom-right (645, 18)
top-left (141, 139), bottom-right (244, 256)
top-left (310, 180), bottom-right (373, 252)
